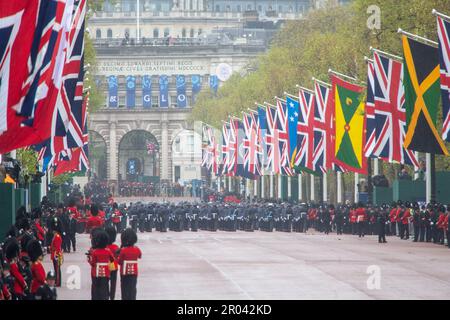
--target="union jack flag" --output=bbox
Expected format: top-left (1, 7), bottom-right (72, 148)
top-left (53, 144), bottom-right (89, 176)
top-left (221, 121), bottom-right (236, 175)
top-left (372, 51), bottom-right (418, 166)
top-left (0, 1), bottom-right (67, 153)
top-left (364, 59), bottom-right (377, 158)
top-left (293, 89), bottom-right (315, 172)
top-left (201, 124), bottom-right (218, 174)
top-left (264, 106), bottom-right (278, 174)
top-left (312, 81), bottom-right (330, 173)
top-left (437, 15), bottom-right (450, 142)
top-left (243, 112), bottom-right (262, 176)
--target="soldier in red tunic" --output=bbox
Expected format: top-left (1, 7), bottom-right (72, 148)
top-left (111, 203), bottom-right (123, 233)
top-left (355, 203), bottom-right (367, 238)
top-left (26, 240), bottom-right (46, 299)
top-left (50, 217), bottom-right (63, 287)
top-left (118, 228), bottom-right (142, 300)
top-left (87, 229), bottom-right (114, 300)
top-left (5, 240), bottom-right (28, 300)
top-left (86, 204), bottom-right (104, 233)
top-left (105, 226), bottom-right (119, 300)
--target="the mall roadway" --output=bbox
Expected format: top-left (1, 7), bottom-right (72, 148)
top-left (42, 229), bottom-right (450, 300)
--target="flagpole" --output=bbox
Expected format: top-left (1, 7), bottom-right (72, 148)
top-left (310, 174), bottom-right (315, 202)
top-left (270, 173), bottom-right (274, 199)
top-left (337, 171), bottom-right (342, 203)
top-left (287, 176), bottom-right (292, 200)
top-left (277, 174), bottom-right (282, 200)
top-left (295, 84), bottom-right (314, 94)
top-left (432, 9), bottom-right (450, 21)
top-left (414, 152), bottom-right (420, 180)
top-left (328, 69), bottom-right (359, 83)
top-left (397, 28), bottom-right (438, 47)
top-left (323, 172), bottom-right (328, 203)
top-left (426, 153), bottom-right (431, 203)
top-left (370, 47), bottom-right (403, 61)
top-left (284, 92), bottom-right (299, 100)
top-left (312, 77), bottom-right (331, 88)
top-left (298, 173), bottom-right (302, 201)
top-left (274, 96), bottom-right (286, 103)
top-left (136, 0), bottom-right (140, 44)
top-left (374, 158), bottom-right (379, 176)
top-left (261, 172), bottom-right (265, 199)
top-left (354, 173), bottom-right (359, 204)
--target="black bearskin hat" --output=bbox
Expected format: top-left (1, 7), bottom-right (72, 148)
top-left (105, 226), bottom-right (117, 245)
top-left (20, 233), bottom-right (33, 252)
top-left (5, 240), bottom-right (20, 261)
top-left (121, 228), bottom-right (137, 247)
top-left (31, 208), bottom-right (42, 220)
top-left (92, 229), bottom-right (109, 249)
top-left (27, 240), bottom-right (43, 262)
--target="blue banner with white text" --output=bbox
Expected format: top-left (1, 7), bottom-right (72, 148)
top-left (126, 75), bottom-right (136, 108)
top-left (159, 75), bottom-right (169, 108)
top-left (108, 75), bottom-right (118, 108)
top-left (176, 75), bottom-right (187, 108)
top-left (142, 75), bottom-right (152, 108)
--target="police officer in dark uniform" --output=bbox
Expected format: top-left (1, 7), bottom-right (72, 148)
top-left (377, 205), bottom-right (387, 243)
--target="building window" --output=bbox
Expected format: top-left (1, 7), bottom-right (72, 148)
top-left (198, 28), bottom-right (203, 36)
top-left (226, 5), bottom-right (230, 12)
top-left (174, 137), bottom-right (181, 153)
top-left (215, 4), bottom-right (220, 12)
top-left (278, 5), bottom-right (283, 13)
top-left (107, 28), bottom-right (113, 38)
top-left (247, 4), bottom-right (252, 10)
top-left (258, 5), bottom-right (262, 12)
top-left (96, 29), bottom-right (102, 38)
top-left (289, 6), bottom-right (293, 13)
top-left (153, 28), bottom-right (159, 38)
top-left (236, 5), bottom-right (241, 12)
top-left (187, 135), bottom-right (194, 152)
top-left (190, 28), bottom-right (194, 38)
top-left (182, 28), bottom-right (186, 38)
top-left (164, 28), bottom-right (170, 37)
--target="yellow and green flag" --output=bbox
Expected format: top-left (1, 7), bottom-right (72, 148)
top-left (402, 35), bottom-right (448, 155)
top-left (331, 75), bottom-right (367, 174)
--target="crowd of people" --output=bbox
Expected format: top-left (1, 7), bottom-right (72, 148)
top-left (2, 180), bottom-right (449, 301)
top-left (118, 181), bottom-right (200, 198)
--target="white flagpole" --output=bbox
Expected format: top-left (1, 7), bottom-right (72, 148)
top-left (261, 172), bottom-right (265, 199)
top-left (337, 171), bottom-right (342, 203)
top-left (310, 174), bottom-right (315, 201)
top-left (270, 173), bottom-right (274, 198)
top-left (254, 177), bottom-right (258, 197)
top-left (426, 153), bottom-right (431, 203)
top-left (277, 174), bottom-right (282, 199)
top-left (414, 152), bottom-right (420, 180)
top-left (323, 173), bottom-right (328, 203)
top-left (373, 158), bottom-right (380, 176)
top-left (298, 173), bottom-right (302, 201)
top-left (354, 173), bottom-right (359, 203)
top-left (217, 176), bottom-right (221, 193)
top-left (287, 176), bottom-right (292, 200)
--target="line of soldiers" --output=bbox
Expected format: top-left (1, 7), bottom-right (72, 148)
top-left (121, 201), bottom-right (450, 248)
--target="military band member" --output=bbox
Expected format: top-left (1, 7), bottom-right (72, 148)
top-left (118, 228), bottom-right (142, 300)
top-left (5, 240), bottom-right (28, 300)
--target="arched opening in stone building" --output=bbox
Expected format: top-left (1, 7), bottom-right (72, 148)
top-left (88, 131), bottom-right (107, 180)
top-left (118, 130), bottom-right (160, 185)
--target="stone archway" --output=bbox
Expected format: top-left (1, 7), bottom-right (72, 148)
top-left (118, 130), bottom-right (160, 183)
top-left (88, 130), bottom-right (108, 180)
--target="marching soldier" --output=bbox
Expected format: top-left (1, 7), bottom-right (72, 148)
top-left (412, 204), bottom-right (421, 242)
top-left (27, 240), bottom-right (46, 299)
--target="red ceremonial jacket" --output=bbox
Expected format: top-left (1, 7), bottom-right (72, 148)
top-left (9, 261), bottom-right (27, 296)
top-left (51, 233), bottom-right (63, 261)
top-left (112, 209), bottom-right (122, 224)
top-left (401, 209), bottom-right (411, 225)
top-left (86, 216), bottom-right (104, 232)
top-left (118, 246), bottom-right (142, 276)
top-left (30, 261), bottom-right (46, 294)
top-left (88, 248), bottom-right (115, 278)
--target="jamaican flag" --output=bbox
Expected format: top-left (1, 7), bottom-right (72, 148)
top-left (331, 75), bottom-right (367, 174)
top-left (402, 35), bottom-right (449, 155)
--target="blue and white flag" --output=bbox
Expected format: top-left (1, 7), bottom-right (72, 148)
top-left (210, 75), bottom-right (219, 94)
top-left (192, 75), bottom-right (202, 103)
top-left (108, 75), bottom-right (118, 108)
top-left (126, 75), bottom-right (136, 108)
top-left (176, 75), bottom-right (187, 108)
top-left (142, 75), bottom-right (152, 108)
top-left (159, 75), bottom-right (169, 108)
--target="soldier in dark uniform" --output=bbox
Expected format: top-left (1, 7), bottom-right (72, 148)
top-left (377, 205), bottom-right (387, 243)
top-left (335, 205), bottom-right (344, 235)
top-left (322, 205), bottom-right (331, 235)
